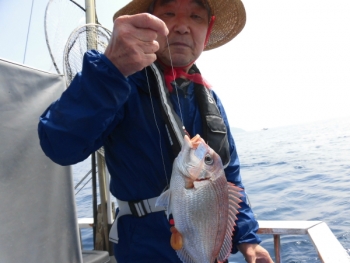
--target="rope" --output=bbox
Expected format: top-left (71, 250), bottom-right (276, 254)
top-left (75, 169), bottom-right (95, 195)
top-left (75, 176), bottom-right (93, 195)
top-left (23, 0), bottom-right (35, 64)
top-left (69, 0), bottom-right (86, 12)
top-left (75, 169), bottom-right (92, 189)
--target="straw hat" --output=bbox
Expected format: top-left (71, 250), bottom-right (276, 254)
top-left (113, 0), bottom-right (246, 51)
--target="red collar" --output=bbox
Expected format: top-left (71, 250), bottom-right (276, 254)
top-left (162, 66), bottom-right (211, 92)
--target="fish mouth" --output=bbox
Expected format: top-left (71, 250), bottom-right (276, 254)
top-left (193, 178), bottom-right (211, 189)
top-left (185, 178), bottom-right (209, 189)
top-left (195, 178), bottom-right (209, 182)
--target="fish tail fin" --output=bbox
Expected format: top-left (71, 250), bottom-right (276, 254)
top-left (217, 182), bottom-right (242, 262)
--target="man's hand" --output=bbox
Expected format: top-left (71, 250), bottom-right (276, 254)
top-left (104, 13), bottom-right (169, 77)
top-left (238, 243), bottom-right (274, 263)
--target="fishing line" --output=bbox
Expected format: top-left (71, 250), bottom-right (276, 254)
top-left (166, 37), bottom-right (185, 130)
top-left (145, 68), bottom-right (169, 187)
top-left (23, 0), bottom-right (35, 64)
top-left (144, 35), bottom-right (187, 188)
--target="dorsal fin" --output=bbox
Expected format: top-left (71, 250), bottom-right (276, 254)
top-left (217, 183), bottom-right (242, 262)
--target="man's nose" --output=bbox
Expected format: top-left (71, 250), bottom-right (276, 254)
top-left (173, 16), bottom-right (190, 34)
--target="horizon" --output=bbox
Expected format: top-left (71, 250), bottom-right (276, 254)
top-left (231, 114), bottom-right (350, 133)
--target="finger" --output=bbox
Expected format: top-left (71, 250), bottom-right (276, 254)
top-left (134, 28), bottom-right (158, 42)
top-left (246, 258), bottom-right (256, 263)
top-left (256, 259), bottom-right (272, 263)
top-left (139, 40), bottom-right (159, 54)
top-left (124, 52), bottom-right (157, 75)
top-left (256, 256), bottom-right (274, 263)
top-left (254, 245), bottom-right (274, 263)
top-left (128, 13), bottom-right (169, 36)
top-left (142, 53), bottom-right (157, 66)
top-left (244, 254), bottom-right (256, 263)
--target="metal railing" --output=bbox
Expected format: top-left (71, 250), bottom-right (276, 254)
top-left (78, 219), bottom-right (350, 262)
top-left (257, 220), bottom-right (350, 263)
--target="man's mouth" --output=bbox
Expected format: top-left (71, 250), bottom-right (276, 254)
top-left (170, 42), bottom-right (191, 48)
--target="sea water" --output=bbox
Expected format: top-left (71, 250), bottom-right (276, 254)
top-left (73, 117), bottom-right (350, 262)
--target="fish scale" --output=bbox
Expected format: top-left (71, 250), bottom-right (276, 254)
top-left (175, 182), bottom-right (218, 262)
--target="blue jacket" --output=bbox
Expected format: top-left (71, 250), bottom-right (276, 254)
top-left (38, 50), bottom-right (260, 262)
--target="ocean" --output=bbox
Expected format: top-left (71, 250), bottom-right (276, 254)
top-left (73, 117), bottom-right (350, 262)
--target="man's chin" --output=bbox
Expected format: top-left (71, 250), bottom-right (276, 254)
top-left (161, 56), bottom-right (194, 68)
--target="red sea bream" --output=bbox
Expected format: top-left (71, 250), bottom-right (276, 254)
top-left (156, 135), bottom-right (242, 263)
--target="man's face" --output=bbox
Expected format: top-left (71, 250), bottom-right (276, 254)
top-left (152, 0), bottom-right (209, 68)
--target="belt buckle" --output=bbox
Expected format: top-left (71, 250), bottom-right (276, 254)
top-left (128, 200), bottom-right (148, 217)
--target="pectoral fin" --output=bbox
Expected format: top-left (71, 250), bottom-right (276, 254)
top-left (155, 189), bottom-right (172, 218)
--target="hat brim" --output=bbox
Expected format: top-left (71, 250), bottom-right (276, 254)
top-left (113, 0), bottom-right (246, 51)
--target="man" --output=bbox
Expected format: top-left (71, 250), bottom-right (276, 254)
top-left (38, 0), bottom-right (274, 262)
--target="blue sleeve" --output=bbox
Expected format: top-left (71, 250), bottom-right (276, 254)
top-left (38, 50), bottom-right (131, 165)
top-left (213, 92), bottom-right (261, 254)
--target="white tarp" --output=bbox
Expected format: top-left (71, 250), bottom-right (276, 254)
top-left (0, 58), bottom-right (82, 263)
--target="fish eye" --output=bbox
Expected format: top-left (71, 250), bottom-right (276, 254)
top-left (204, 154), bottom-right (213, 165)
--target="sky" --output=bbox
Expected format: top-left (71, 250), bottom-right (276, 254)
top-left (0, 0), bottom-right (349, 131)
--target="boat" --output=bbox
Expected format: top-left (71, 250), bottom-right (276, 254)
top-left (0, 1), bottom-right (349, 262)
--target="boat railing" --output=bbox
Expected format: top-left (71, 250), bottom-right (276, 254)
top-left (78, 219), bottom-right (350, 263)
top-left (257, 220), bottom-right (350, 263)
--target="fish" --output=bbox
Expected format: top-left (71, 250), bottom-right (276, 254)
top-left (156, 134), bottom-right (242, 263)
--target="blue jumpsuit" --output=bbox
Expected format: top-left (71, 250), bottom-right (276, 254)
top-left (38, 50), bottom-right (261, 263)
